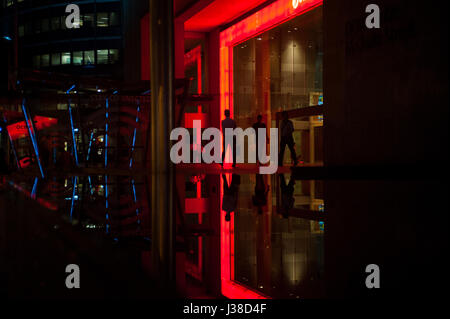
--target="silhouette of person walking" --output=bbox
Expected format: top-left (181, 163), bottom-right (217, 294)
top-left (252, 115), bottom-right (267, 163)
top-left (221, 109), bottom-right (237, 167)
top-left (279, 111), bottom-right (298, 166)
top-left (222, 174), bottom-right (240, 222)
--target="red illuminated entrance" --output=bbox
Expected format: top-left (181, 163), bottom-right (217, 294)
top-left (218, 0), bottom-right (323, 299)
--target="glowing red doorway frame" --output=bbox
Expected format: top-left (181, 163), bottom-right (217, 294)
top-left (219, 0), bottom-right (323, 299)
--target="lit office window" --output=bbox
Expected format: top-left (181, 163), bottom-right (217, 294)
top-left (51, 17), bottom-right (60, 30)
top-left (97, 13), bottom-right (109, 27)
top-left (62, 52), bottom-right (71, 65)
top-left (18, 25), bottom-right (24, 37)
top-left (110, 12), bottom-right (120, 26)
top-left (33, 55), bottom-right (40, 69)
top-left (109, 49), bottom-right (119, 64)
top-left (41, 18), bottom-right (49, 32)
top-left (73, 51), bottom-right (83, 65)
top-left (97, 50), bottom-right (108, 64)
top-left (84, 50), bottom-right (95, 65)
top-left (41, 54), bottom-right (50, 67)
top-left (83, 14), bottom-right (94, 28)
top-left (51, 53), bottom-right (61, 66)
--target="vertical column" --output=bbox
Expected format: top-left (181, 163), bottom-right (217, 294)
top-left (149, 0), bottom-right (175, 293)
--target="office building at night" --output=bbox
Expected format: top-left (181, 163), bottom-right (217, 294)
top-left (0, 0), bottom-right (447, 306)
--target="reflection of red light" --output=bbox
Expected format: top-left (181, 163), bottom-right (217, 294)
top-left (8, 180), bottom-right (58, 211)
top-left (219, 0), bottom-right (322, 299)
top-left (220, 174), bottom-right (269, 299)
top-left (7, 116), bottom-right (58, 141)
top-left (19, 157), bottom-right (32, 169)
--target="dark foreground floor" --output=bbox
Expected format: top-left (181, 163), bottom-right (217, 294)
top-left (0, 186), bottom-right (163, 299)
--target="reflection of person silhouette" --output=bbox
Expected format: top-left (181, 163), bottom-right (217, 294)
top-left (279, 111), bottom-right (298, 166)
top-left (222, 174), bottom-right (240, 222)
top-left (252, 174), bottom-right (269, 215)
top-left (279, 174), bottom-right (295, 218)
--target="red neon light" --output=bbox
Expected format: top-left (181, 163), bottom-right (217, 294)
top-left (219, 0), bottom-right (323, 299)
top-left (8, 180), bottom-right (58, 211)
top-left (220, 174), bottom-right (269, 299)
top-left (7, 116), bottom-right (58, 141)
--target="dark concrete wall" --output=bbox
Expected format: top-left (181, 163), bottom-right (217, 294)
top-left (323, 0), bottom-right (448, 298)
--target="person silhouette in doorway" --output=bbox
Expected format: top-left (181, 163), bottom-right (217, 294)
top-left (221, 109), bottom-right (237, 167)
top-left (279, 111), bottom-right (298, 166)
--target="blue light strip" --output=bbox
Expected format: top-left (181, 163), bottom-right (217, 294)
top-left (105, 98), bottom-right (109, 168)
top-left (70, 176), bottom-right (77, 221)
top-left (21, 99), bottom-right (45, 178)
top-left (86, 131), bottom-right (94, 161)
top-left (131, 179), bottom-right (140, 224)
top-left (129, 100), bottom-right (141, 168)
top-left (66, 84), bottom-right (76, 95)
top-left (3, 114), bottom-right (21, 171)
top-left (68, 101), bottom-right (79, 166)
top-left (105, 175), bottom-right (109, 234)
top-left (88, 175), bottom-right (93, 195)
top-left (31, 177), bottom-right (39, 199)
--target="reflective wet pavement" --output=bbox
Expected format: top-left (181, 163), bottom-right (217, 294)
top-left (0, 170), bottom-right (325, 299)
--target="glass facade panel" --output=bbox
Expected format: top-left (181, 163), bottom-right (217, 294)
top-left (97, 13), bottom-right (108, 27)
top-left (233, 8), bottom-right (323, 126)
top-left (41, 18), bottom-right (49, 32)
top-left (83, 14), bottom-right (94, 28)
top-left (41, 54), bottom-right (50, 67)
top-left (109, 49), bottom-right (119, 64)
top-left (109, 12), bottom-right (120, 26)
top-left (97, 49), bottom-right (108, 64)
top-left (73, 51), bottom-right (83, 65)
top-left (62, 52), bottom-right (71, 65)
top-left (61, 16), bottom-right (67, 29)
top-left (51, 52), bottom-right (61, 66)
top-left (33, 19), bottom-right (40, 34)
top-left (51, 16), bottom-right (60, 30)
top-left (18, 24), bottom-right (24, 37)
top-left (84, 50), bottom-right (95, 65)
top-left (32, 55), bottom-right (40, 69)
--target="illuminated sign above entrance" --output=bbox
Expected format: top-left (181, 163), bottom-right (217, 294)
top-left (7, 116), bottom-right (58, 141)
top-left (292, 0), bottom-right (303, 9)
